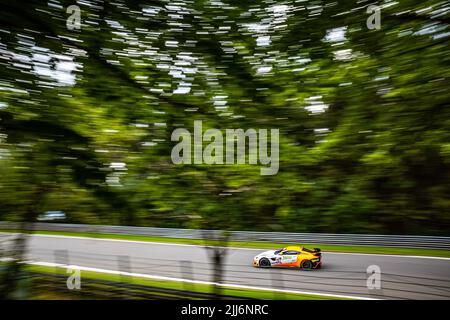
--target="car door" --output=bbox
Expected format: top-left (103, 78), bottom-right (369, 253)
top-left (279, 250), bottom-right (300, 266)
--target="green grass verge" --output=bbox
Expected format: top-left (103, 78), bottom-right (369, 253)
top-left (25, 264), bottom-right (341, 300)
top-left (2, 229), bottom-right (449, 258)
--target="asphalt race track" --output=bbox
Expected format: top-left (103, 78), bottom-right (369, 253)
top-left (3, 234), bottom-right (450, 299)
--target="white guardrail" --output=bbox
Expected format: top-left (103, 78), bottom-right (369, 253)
top-left (1, 222), bottom-right (449, 249)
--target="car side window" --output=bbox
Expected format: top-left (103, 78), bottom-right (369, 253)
top-left (283, 250), bottom-right (300, 255)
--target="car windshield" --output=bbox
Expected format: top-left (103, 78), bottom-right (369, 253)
top-left (274, 249), bottom-right (284, 255)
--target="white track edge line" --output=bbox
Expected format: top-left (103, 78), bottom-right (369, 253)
top-left (26, 260), bottom-right (378, 300)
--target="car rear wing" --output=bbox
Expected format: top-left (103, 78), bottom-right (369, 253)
top-left (313, 248), bottom-right (321, 252)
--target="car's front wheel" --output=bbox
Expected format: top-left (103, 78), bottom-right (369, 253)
top-left (301, 260), bottom-right (313, 269)
top-left (259, 258), bottom-right (271, 267)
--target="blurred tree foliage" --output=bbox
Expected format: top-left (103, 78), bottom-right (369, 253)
top-left (0, 0), bottom-right (449, 235)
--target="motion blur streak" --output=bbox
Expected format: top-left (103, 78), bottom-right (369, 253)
top-left (1, 0), bottom-right (449, 299)
top-left (8, 234), bottom-right (450, 300)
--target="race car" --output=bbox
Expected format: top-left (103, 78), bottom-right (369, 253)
top-left (252, 246), bottom-right (322, 269)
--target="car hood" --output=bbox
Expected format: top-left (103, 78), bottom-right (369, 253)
top-left (255, 250), bottom-right (276, 258)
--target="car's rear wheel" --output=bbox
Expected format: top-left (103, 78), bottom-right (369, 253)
top-left (301, 260), bottom-right (313, 269)
top-left (259, 258), bottom-right (271, 267)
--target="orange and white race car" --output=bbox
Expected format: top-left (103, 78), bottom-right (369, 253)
top-left (252, 246), bottom-right (322, 269)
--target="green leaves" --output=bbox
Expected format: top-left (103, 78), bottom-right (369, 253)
top-left (0, 0), bottom-right (449, 234)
